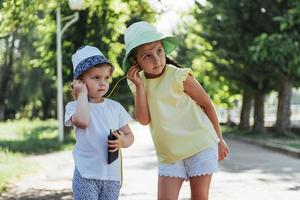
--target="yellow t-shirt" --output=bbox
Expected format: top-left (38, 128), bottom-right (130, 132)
top-left (128, 65), bottom-right (219, 163)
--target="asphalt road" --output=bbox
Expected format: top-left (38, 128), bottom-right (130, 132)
top-left (1, 122), bottom-right (300, 200)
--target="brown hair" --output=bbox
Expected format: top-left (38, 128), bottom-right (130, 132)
top-left (166, 56), bottom-right (182, 68)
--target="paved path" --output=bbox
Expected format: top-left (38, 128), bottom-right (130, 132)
top-left (1, 123), bottom-right (300, 200)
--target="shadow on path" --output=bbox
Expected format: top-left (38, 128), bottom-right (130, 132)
top-left (0, 189), bottom-right (72, 200)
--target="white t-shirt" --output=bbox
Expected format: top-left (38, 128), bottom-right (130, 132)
top-left (64, 98), bottom-right (132, 181)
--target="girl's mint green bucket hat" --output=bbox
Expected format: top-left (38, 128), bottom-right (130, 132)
top-left (122, 21), bottom-right (178, 71)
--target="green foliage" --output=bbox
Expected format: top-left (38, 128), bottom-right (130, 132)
top-left (0, 0), bottom-right (155, 120)
top-left (195, 0), bottom-right (288, 93)
top-left (250, 0), bottom-right (300, 86)
top-left (174, 3), bottom-right (240, 108)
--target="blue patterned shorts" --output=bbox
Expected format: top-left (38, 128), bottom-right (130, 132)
top-left (158, 145), bottom-right (218, 181)
top-left (72, 168), bottom-right (120, 200)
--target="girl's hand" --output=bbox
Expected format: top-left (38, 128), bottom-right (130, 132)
top-left (71, 79), bottom-right (88, 96)
top-left (218, 139), bottom-right (229, 161)
top-left (107, 130), bottom-right (123, 152)
top-left (127, 65), bottom-right (143, 86)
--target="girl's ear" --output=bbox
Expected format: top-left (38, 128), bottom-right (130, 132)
top-left (128, 56), bottom-right (136, 66)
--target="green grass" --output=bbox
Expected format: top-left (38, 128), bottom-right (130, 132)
top-left (0, 119), bottom-right (75, 192)
top-left (222, 126), bottom-right (300, 150)
top-left (0, 149), bottom-right (38, 192)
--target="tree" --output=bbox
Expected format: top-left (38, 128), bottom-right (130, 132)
top-left (251, 1), bottom-right (300, 135)
top-left (194, 0), bottom-right (288, 132)
top-left (0, 0), bottom-right (156, 120)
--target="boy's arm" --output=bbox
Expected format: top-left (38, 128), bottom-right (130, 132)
top-left (71, 80), bottom-right (90, 128)
top-left (119, 124), bottom-right (134, 148)
top-left (108, 125), bottom-right (134, 151)
top-left (71, 93), bottom-right (90, 129)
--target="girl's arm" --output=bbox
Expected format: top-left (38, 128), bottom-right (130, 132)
top-left (71, 80), bottom-right (90, 129)
top-left (134, 84), bottom-right (151, 125)
top-left (183, 75), bottom-right (229, 160)
top-left (127, 66), bottom-right (151, 125)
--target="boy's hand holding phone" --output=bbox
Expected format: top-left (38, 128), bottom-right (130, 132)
top-left (107, 130), bottom-right (121, 164)
top-left (107, 130), bottom-right (122, 152)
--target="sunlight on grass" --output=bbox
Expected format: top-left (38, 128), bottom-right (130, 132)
top-left (0, 119), bottom-right (75, 192)
top-left (0, 148), bottom-right (38, 192)
top-left (0, 119), bottom-right (75, 154)
top-left (222, 126), bottom-right (300, 149)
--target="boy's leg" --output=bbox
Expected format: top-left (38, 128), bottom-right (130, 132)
top-left (158, 176), bottom-right (184, 200)
top-left (72, 169), bottom-right (99, 200)
top-left (189, 175), bottom-right (212, 200)
top-left (98, 180), bottom-right (120, 200)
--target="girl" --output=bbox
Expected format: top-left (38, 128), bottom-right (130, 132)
top-left (124, 21), bottom-right (229, 200)
top-left (64, 45), bottom-right (134, 200)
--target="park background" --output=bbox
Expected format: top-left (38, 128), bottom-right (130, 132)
top-left (0, 0), bottom-right (300, 199)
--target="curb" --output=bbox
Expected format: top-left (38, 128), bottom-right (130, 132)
top-left (226, 136), bottom-right (300, 159)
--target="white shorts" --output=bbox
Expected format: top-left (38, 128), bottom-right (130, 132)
top-left (158, 145), bottom-right (218, 181)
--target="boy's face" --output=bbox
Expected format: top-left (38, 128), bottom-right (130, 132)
top-left (136, 40), bottom-right (166, 77)
top-left (82, 64), bottom-right (111, 102)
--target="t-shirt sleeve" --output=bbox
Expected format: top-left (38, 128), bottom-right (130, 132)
top-left (117, 103), bottom-right (133, 128)
top-left (174, 68), bottom-right (192, 92)
top-left (64, 101), bottom-right (77, 127)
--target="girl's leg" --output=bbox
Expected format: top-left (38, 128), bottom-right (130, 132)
top-left (189, 174), bottom-right (212, 200)
top-left (157, 176), bottom-right (184, 200)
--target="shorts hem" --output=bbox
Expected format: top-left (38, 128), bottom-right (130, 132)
top-left (158, 174), bottom-right (186, 180)
top-left (188, 169), bottom-right (218, 180)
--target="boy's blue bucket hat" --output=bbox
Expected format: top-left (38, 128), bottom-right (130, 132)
top-left (122, 21), bottom-right (178, 72)
top-left (72, 45), bottom-right (114, 79)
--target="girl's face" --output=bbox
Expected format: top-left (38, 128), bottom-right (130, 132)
top-left (136, 40), bottom-right (166, 78)
top-left (82, 64), bottom-right (111, 103)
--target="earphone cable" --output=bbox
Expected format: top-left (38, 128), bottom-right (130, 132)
top-left (105, 76), bottom-right (127, 98)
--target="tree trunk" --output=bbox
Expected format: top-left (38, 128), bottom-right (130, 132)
top-left (0, 104), bottom-right (4, 120)
top-left (253, 90), bottom-right (265, 133)
top-left (274, 78), bottom-right (292, 135)
top-left (239, 89), bottom-right (253, 129)
top-left (0, 34), bottom-right (15, 121)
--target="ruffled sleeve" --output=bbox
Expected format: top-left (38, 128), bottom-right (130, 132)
top-left (173, 67), bottom-right (192, 92)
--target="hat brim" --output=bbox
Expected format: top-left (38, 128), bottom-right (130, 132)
top-left (74, 55), bottom-right (114, 78)
top-left (122, 32), bottom-right (178, 72)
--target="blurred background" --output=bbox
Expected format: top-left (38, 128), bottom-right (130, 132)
top-left (0, 0), bottom-right (300, 198)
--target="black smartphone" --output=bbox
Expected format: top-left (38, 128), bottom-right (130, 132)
top-left (107, 129), bottom-right (119, 164)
